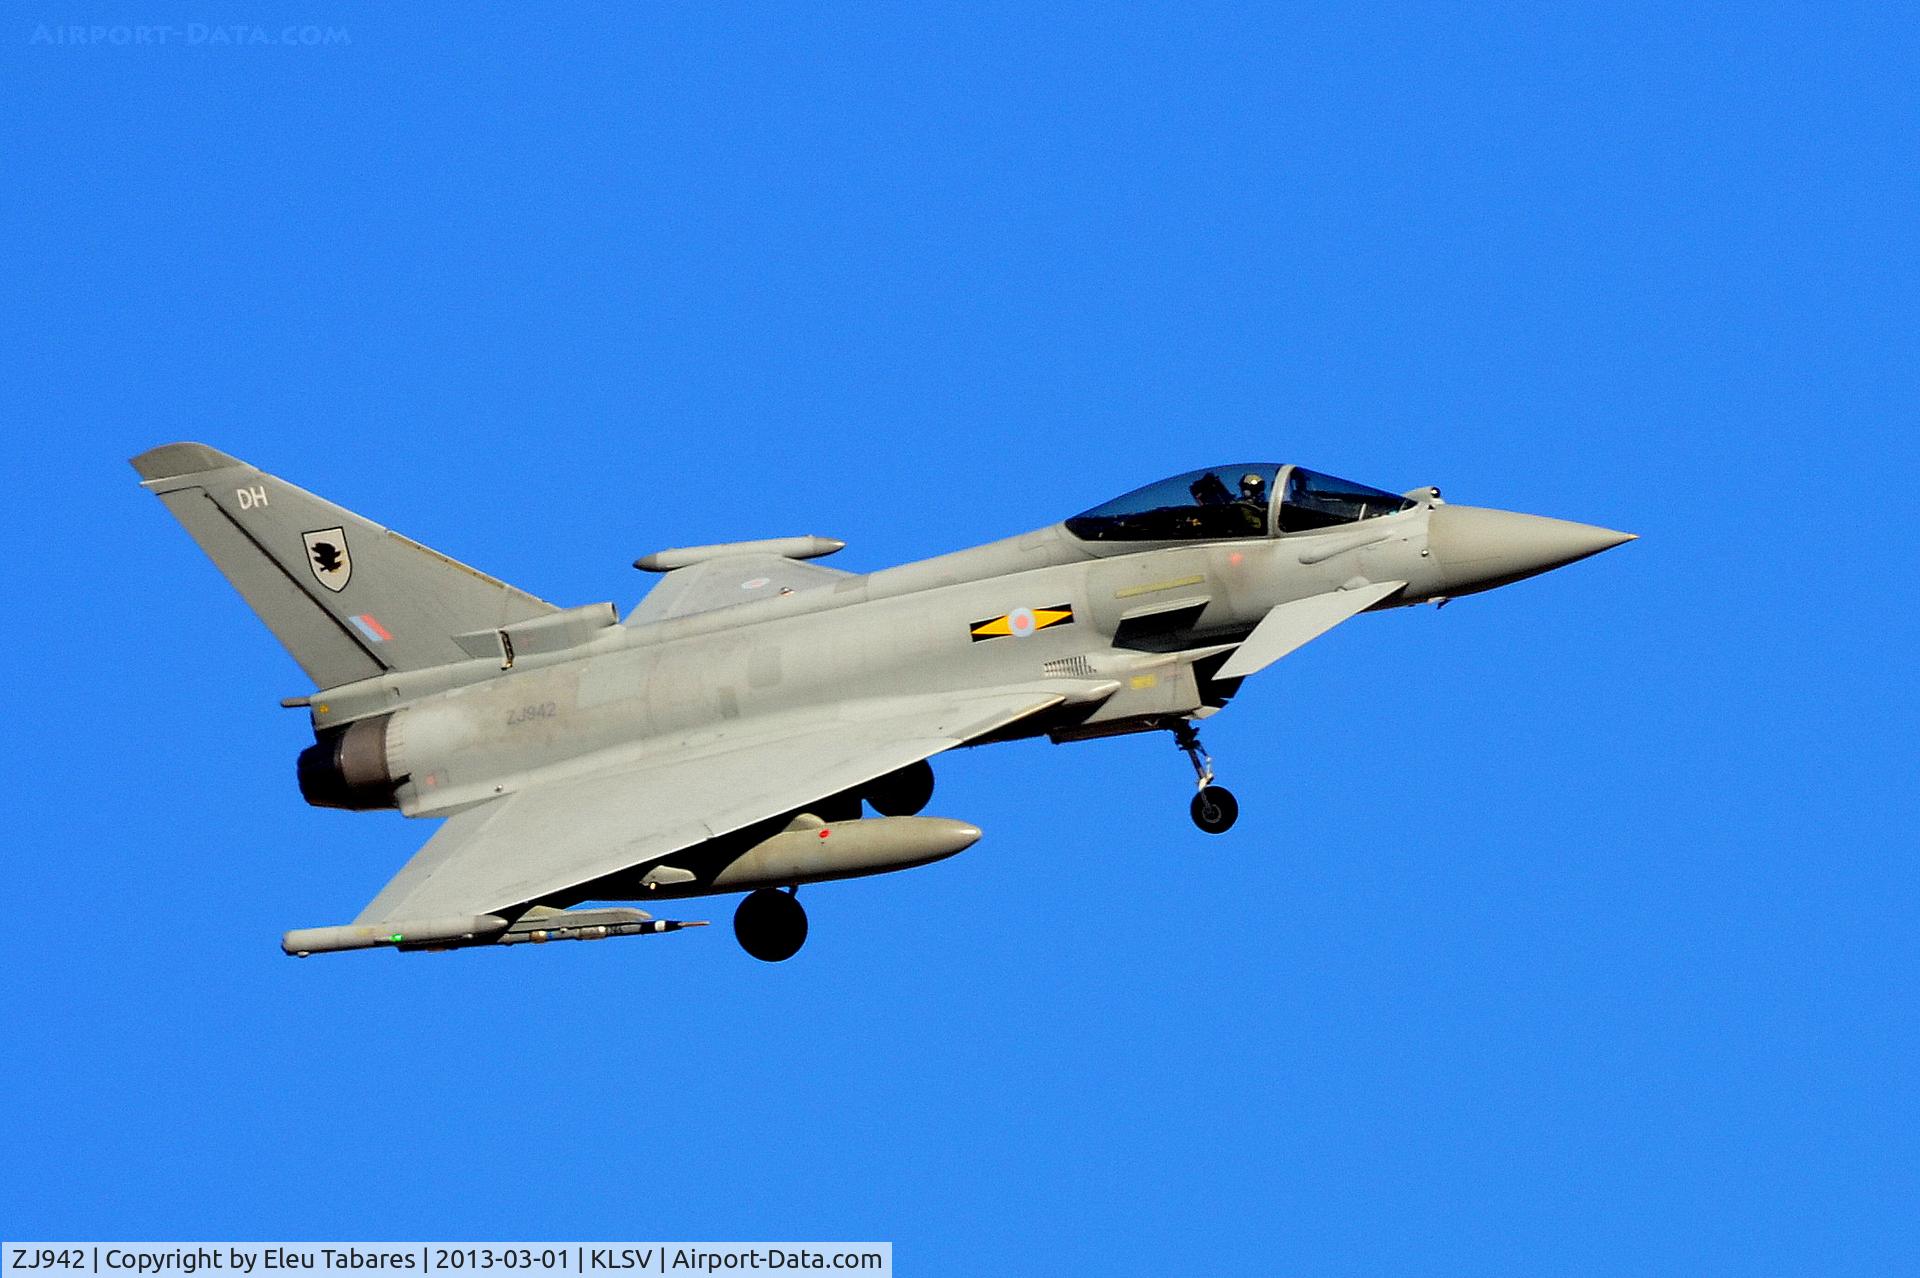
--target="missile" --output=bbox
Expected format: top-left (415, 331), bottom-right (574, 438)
top-left (282, 907), bottom-right (705, 956)
top-left (498, 916), bottom-right (709, 945)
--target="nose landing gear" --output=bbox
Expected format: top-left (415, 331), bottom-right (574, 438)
top-left (1174, 721), bottom-right (1238, 835)
top-left (1190, 785), bottom-right (1239, 835)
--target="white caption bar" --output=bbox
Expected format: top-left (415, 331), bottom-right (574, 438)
top-left (3, 1246), bottom-right (891, 1278)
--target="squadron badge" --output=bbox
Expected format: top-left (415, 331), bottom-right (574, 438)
top-left (302, 527), bottom-right (353, 593)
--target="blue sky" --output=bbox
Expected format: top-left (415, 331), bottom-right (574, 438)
top-left (2, 4), bottom-right (1913, 1273)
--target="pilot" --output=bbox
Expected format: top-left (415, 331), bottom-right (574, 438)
top-left (1231, 471), bottom-right (1270, 533)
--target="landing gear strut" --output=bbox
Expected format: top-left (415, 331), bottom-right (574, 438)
top-left (733, 887), bottom-right (808, 962)
top-left (1174, 721), bottom-right (1238, 835)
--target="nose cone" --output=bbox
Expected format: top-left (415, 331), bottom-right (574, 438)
top-left (1429, 505), bottom-right (1635, 595)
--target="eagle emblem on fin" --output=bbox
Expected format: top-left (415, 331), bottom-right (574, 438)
top-left (302, 527), bottom-right (352, 593)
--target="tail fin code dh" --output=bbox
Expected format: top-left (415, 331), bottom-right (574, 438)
top-left (131, 442), bottom-right (556, 689)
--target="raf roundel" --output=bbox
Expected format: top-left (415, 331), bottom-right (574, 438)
top-left (969, 604), bottom-right (1076, 643)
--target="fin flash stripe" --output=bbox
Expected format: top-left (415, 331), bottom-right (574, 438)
top-left (971, 604), bottom-right (1075, 642)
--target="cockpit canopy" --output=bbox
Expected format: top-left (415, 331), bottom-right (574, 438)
top-left (1064, 464), bottom-right (1416, 542)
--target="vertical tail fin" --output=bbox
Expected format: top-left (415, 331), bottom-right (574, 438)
top-left (131, 442), bottom-right (556, 689)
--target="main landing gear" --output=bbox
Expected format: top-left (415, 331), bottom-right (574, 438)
top-left (1174, 721), bottom-right (1238, 835)
top-left (734, 887), bottom-right (808, 962)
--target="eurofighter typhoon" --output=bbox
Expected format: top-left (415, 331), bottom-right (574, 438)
top-left (132, 445), bottom-right (1632, 961)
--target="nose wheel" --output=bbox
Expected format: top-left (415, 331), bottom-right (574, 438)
top-left (1173, 722), bottom-right (1238, 834)
top-left (1190, 785), bottom-right (1239, 834)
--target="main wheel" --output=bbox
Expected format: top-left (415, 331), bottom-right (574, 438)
top-left (1190, 785), bottom-right (1239, 835)
top-left (733, 888), bottom-right (809, 962)
top-left (864, 760), bottom-right (935, 816)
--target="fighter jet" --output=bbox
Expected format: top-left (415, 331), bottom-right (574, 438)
top-left (132, 445), bottom-right (1632, 961)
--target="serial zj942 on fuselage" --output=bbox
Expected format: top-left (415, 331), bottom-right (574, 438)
top-left (132, 445), bottom-right (1633, 962)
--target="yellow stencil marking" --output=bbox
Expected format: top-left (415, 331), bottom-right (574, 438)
top-left (1114, 574), bottom-right (1207, 600)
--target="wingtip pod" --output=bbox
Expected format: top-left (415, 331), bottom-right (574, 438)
top-left (283, 914), bottom-right (509, 956)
